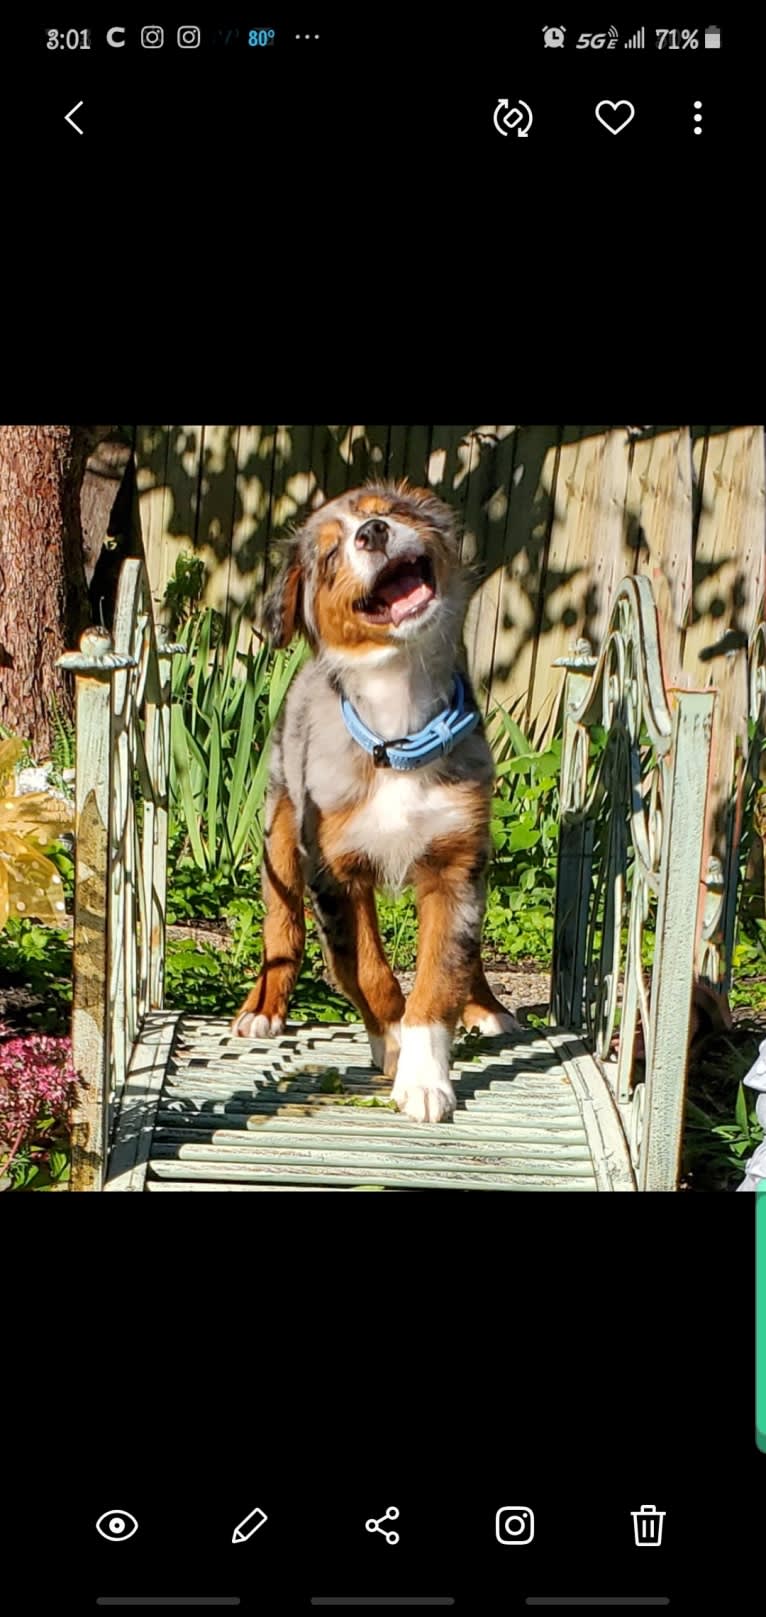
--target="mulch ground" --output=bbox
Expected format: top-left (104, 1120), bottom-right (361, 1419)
top-left (0, 984), bottom-right (48, 1029)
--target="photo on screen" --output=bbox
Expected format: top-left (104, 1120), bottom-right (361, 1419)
top-left (1, 424), bottom-right (764, 1196)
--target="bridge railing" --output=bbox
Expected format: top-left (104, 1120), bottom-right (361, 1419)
top-left (57, 560), bottom-right (180, 1190)
top-left (550, 576), bottom-right (715, 1191)
top-left (698, 619), bottom-right (766, 996)
top-left (59, 556), bottom-right (753, 1193)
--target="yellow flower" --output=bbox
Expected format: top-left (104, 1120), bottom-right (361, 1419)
top-left (0, 738), bottom-right (74, 930)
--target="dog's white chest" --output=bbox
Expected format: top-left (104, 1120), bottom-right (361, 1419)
top-left (340, 773), bottom-right (469, 889)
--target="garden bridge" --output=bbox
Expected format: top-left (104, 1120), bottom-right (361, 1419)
top-left (57, 558), bottom-right (763, 1193)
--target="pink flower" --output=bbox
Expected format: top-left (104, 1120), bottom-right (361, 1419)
top-left (0, 1019), bottom-right (80, 1171)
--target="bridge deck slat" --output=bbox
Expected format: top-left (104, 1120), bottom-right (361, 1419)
top-left (106, 1014), bottom-right (634, 1192)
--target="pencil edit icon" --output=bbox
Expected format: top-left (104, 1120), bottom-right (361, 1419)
top-left (232, 1506), bottom-right (268, 1543)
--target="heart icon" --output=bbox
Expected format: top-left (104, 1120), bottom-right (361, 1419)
top-left (595, 99), bottom-right (635, 135)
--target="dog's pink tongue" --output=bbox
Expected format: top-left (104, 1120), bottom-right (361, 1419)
top-left (389, 583), bottom-right (432, 624)
top-left (377, 569), bottom-right (434, 626)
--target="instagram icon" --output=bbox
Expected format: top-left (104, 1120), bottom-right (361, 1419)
top-left (496, 1506), bottom-right (535, 1545)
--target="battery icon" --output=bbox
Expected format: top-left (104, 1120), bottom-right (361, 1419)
top-left (704, 25), bottom-right (721, 47)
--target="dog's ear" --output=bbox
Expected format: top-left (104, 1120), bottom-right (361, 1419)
top-left (263, 542), bottom-right (305, 649)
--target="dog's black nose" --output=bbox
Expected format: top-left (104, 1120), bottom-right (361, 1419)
top-left (355, 518), bottom-right (389, 552)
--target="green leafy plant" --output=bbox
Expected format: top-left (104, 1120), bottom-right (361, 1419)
top-left (374, 889), bottom-right (418, 971)
top-left (4, 1118), bottom-right (71, 1190)
top-left (481, 707), bottom-right (564, 963)
top-left (162, 550), bottom-right (207, 634)
top-left (0, 919), bottom-right (72, 1033)
top-left (164, 895), bottom-right (356, 1024)
top-left (166, 838), bottom-right (257, 923)
top-left (683, 1032), bottom-right (765, 1190)
top-left (48, 691), bottom-right (76, 775)
top-left (730, 925), bottom-right (766, 1010)
top-left (169, 604), bottom-right (310, 879)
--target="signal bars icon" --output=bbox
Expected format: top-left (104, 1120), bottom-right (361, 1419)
top-left (625, 26), bottom-right (645, 49)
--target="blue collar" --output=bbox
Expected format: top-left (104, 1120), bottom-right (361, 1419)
top-left (339, 671), bottom-right (480, 771)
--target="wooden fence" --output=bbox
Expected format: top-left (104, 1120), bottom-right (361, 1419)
top-left (125, 425), bottom-right (765, 983)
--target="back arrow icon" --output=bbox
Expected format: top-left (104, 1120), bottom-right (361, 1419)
top-left (65, 101), bottom-right (84, 134)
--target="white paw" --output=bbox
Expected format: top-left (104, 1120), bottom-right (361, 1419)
top-left (461, 1007), bottom-right (520, 1035)
top-left (231, 1011), bottom-right (285, 1038)
top-left (368, 1022), bottom-right (401, 1078)
top-left (390, 1024), bottom-right (456, 1123)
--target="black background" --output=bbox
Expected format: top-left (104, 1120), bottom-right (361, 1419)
top-left (2, 10), bottom-right (765, 1615)
top-left (0, 16), bottom-right (747, 156)
top-left (3, 12), bottom-right (760, 417)
top-left (4, 1198), bottom-right (760, 1610)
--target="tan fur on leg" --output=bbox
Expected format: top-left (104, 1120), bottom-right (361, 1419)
top-left (232, 793), bottom-right (305, 1037)
top-left (460, 961), bottom-right (520, 1034)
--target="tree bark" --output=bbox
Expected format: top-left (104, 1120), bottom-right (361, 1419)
top-left (0, 425), bottom-right (96, 758)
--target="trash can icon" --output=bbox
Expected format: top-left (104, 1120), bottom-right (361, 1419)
top-left (632, 1505), bottom-right (665, 1547)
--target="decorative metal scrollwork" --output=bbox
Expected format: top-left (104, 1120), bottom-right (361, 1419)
top-left (106, 569), bottom-right (183, 1119)
top-left (750, 621), bottom-right (766, 727)
top-left (59, 561), bottom-right (181, 1178)
top-left (552, 576), bottom-right (715, 1191)
top-left (698, 618), bottom-right (766, 995)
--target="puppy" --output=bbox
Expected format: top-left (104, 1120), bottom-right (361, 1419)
top-left (232, 480), bottom-right (518, 1121)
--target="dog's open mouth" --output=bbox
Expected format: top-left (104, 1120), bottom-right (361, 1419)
top-left (354, 554), bottom-right (436, 627)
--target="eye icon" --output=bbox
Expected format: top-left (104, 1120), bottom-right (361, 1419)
top-left (96, 1510), bottom-right (139, 1542)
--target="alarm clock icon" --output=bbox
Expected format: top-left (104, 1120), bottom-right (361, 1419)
top-left (542, 26), bottom-right (566, 48)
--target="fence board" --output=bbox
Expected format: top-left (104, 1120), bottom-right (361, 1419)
top-left (138, 424), bottom-right (214, 611)
top-left (225, 424), bottom-right (273, 633)
top-left (192, 425), bottom-right (238, 615)
top-left (133, 426), bottom-right (765, 758)
top-left (136, 424), bottom-right (174, 603)
top-left (274, 424), bottom-right (315, 534)
top-left (683, 427), bottom-right (766, 869)
top-left (426, 425), bottom-right (476, 555)
top-left (402, 424), bottom-right (432, 488)
top-left (463, 426), bottom-right (520, 703)
top-left (629, 427), bottom-right (694, 686)
top-left (525, 428), bottom-right (633, 742)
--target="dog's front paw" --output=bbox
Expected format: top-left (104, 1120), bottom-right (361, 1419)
top-left (231, 975), bottom-right (290, 1038)
top-left (231, 1010), bottom-right (285, 1039)
top-left (390, 1023), bottom-right (456, 1123)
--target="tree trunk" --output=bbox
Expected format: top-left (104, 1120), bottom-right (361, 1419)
top-left (0, 425), bottom-right (95, 758)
